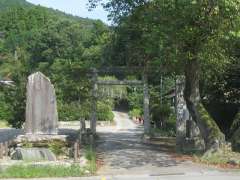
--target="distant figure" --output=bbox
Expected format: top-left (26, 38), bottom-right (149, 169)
top-left (138, 117), bottom-right (142, 124)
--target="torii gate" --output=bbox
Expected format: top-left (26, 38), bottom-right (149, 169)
top-left (89, 67), bottom-right (150, 135)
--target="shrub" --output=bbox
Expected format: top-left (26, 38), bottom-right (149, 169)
top-left (58, 102), bottom-right (90, 121)
top-left (129, 108), bottom-right (142, 119)
top-left (97, 101), bottom-right (114, 121)
top-left (151, 104), bottom-right (172, 128)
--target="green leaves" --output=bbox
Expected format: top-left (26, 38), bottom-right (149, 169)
top-left (0, 5), bottom-right (111, 126)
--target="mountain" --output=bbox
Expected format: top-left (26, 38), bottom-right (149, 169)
top-left (0, 0), bottom-right (104, 26)
top-left (0, 0), bottom-right (32, 10)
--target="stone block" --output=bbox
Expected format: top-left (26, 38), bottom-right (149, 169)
top-left (11, 148), bottom-right (56, 161)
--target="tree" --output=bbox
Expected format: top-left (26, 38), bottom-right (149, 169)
top-left (90, 0), bottom-right (240, 150)
top-left (0, 4), bottom-right (112, 126)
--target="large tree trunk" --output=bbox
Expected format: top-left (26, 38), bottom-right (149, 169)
top-left (184, 59), bottom-right (225, 151)
top-left (230, 109), bottom-right (240, 152)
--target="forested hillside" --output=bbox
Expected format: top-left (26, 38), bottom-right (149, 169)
top-left (0, 0), bottom-right (112, 127)
top-left (0, 0), bottom-right (32, 10)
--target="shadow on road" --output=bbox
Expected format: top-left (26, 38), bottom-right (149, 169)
top-left (96, 128), bottom-right (181, 170)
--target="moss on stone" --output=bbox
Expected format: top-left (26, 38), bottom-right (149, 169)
top-left (21, 140), bottom-right (68, 156)
top-left (231, 110), bottom-right (240, 152)
top-left (231, 110), bottom-right (240, 134)
top-left (198, 143), bottom-right (240, 166)
top-left (197, 104), bottom-right (225, 144)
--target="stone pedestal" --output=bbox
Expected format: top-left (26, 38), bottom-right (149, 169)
top-left (11, 148), bottom-right (56, 161)
top-left (25, 72), bottom-right (58, 135)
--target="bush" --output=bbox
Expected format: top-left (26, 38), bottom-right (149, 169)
top-left (152, 104), bottom-right (172, 128)
top-left (150, 104), bottom-right (176, 137)
top-left (1, 82), bottom-right (26, 128)
top-left (129, 108), bottom-right (142, 119)
top-left (58, 102), bottom-right (91, 121)
top-left (0, 94), bottom-right (11, 122)
top-left (150, 128), bottom-right (176, 137)
top-left (97, 101), bottom-right (114, 121)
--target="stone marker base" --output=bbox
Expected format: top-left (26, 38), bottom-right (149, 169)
top-left (11, 135), bottom-right (72, 162)
top-left (14, 135), bottom-right (69, 144)
top-left (11, 148), bottom-right (56, 161)
top-left (177, 137), bottom-right (205, 153)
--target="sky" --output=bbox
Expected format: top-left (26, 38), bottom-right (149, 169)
top-left (26, 0), bottom-right (110, 24)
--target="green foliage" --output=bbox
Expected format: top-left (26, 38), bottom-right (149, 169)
top-left (231, 110), bottom-right (240, 136)
top-left (150, 128), bottom-right (176, 137)
top-left (0, 0), bottom-right (32, 11)
top-left (231, 110), bottom-right (240, 152)
top-left (0, 3), bottom-right (110, 126)
top-left (58, 102), bottom-right (84, 121)
top-left (127, 87), bottom-right (143, 110)
top-left (92, 0), bottom-right (240, 149)
top-left (48, 141), bottom-right (66, 156)
top-left (98, 76), bottom-right (127, 99)
top-left (197, 104), bottom-right (225, 141)
top-left (84, 146), bottom-right (97, 174)
top-left (198, 144), bottom-right (240, 166)
top-left (97, 101), bottom-right (114, 121)
top-left (151, 104), bottom-right (172, 128)
top-left (129, 108), bottom-right (142, 119)
top-left (0, 92), bottom-right (11, 122)
top-left (0, 120), bottom-right (9, 128)
top-left (152, 104), bottom-right (171, 118)
top-left (151, 104), bottom-right (176, 136)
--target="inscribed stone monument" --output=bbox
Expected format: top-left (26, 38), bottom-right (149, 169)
top-left (176, 77), bottom-right (205, 152)
top-left (25, 72), bottom-right (58, 135)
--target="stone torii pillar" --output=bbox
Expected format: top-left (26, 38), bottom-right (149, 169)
top-left (143, 73), bottom-right (150, 134)
top-left (90, 68), bottom-right (98, 134)
top-left (175, 77), bottom-right (189, 150)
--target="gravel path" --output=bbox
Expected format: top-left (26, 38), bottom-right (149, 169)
top-left (96, 111), bottom-right (218, 176)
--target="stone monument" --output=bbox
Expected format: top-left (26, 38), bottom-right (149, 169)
top-left (176, 77), bottom-right (189, 150)
top-left (175, 76), bottom-right (205, 153)
top-left (25, 72), bottom-right (58, 135)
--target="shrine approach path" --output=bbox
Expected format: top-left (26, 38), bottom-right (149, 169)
top-left (96, 111), bottom-right (220, 176)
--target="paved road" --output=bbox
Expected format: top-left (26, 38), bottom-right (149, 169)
top-left (0, 128), bottom-right (23, 143)
top-left (96, 111), bottom-right (220, 176)
top-left (0, 128), bottom-right (79, 143)
top-left (2, 173), bottom-right (240, 180)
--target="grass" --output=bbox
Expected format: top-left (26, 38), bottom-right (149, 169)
top-left (0, 145), bottom-right (98, 178)
top-left (150, 127), bottom-right (176, 137)
top-left (0, 165), bottom-right (86, 178)
top-left (193, 145), bottom-right (240, 168)
top-left (85, 146), bottom-right (97, 174)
